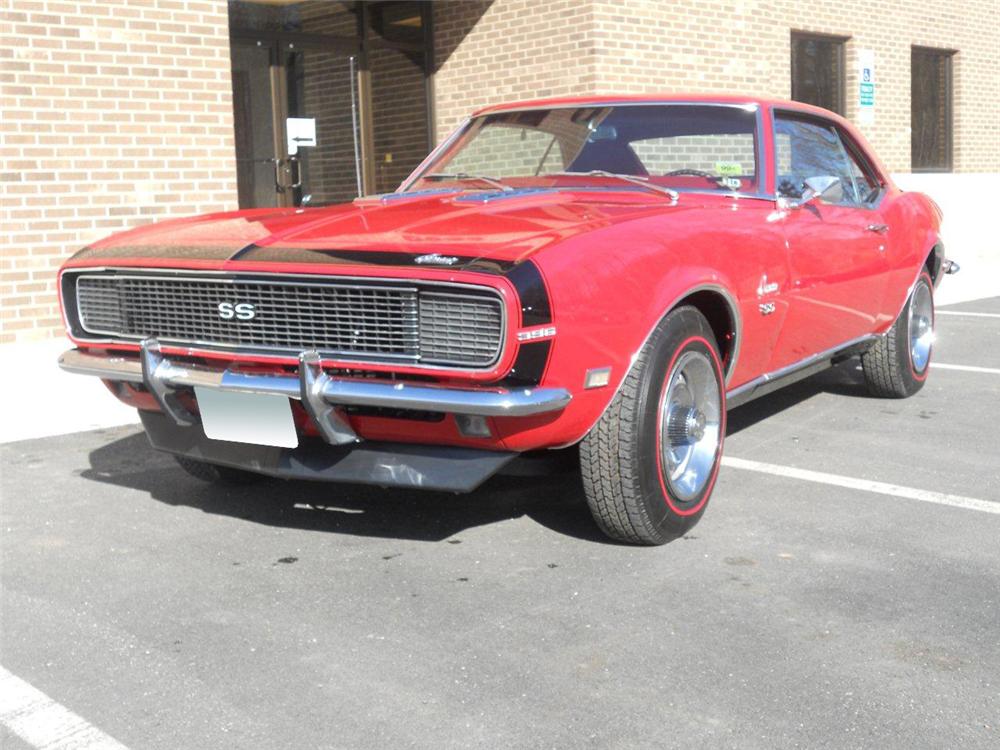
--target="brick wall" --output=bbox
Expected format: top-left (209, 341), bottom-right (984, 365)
top-left (0, 0), bottom-right (237, 344)
top-left (433, 0), bottom-right (599, 140)
top-left (2, 0), bottom-right (996, 343)
top-left (432, 0), bottom-right (999, 174)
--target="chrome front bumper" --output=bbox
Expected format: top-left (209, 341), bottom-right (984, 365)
top-left (59, 340), bottom-right (572, 445)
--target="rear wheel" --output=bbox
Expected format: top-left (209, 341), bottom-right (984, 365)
top-left (580, 306), bottom-right (726, 545)
top-left (173, 455), bottom-right (268, 485)
top-left (861, 270), bottom-right (934, 398)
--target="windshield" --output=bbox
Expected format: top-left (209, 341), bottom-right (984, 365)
top-left (408, 104), bottom-right (760, 194)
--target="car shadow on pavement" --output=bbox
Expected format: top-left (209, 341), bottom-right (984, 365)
top-left (82, 432), bottom-right (610, 544)
top-left (80, 360), bottom-right (874, 544)
top-left (727, 359), bottom-right (873, 435)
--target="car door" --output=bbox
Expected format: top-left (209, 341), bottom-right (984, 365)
top-left (772, 112), bottom-right (890, 364)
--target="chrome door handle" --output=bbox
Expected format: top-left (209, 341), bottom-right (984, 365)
top-left (866, 223), bottom-right (889, 234)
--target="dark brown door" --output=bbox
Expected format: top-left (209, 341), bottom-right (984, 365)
top-left (228, 1), bottom-right (433, 208)
top-left (230, 38), bottom-right (362, 208)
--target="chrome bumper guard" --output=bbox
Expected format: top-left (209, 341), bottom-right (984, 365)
top-left (58, 340), bottom-right (571, 445)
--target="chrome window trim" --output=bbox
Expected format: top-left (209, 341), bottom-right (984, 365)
top-left (65, 267), bottom-right (509, 373)
top-left (401, 101), bottom-right (769, 200)
top-left (398, 116), bottom-right (471, 193)
top-left (770, 107), bottom-right (888, 210)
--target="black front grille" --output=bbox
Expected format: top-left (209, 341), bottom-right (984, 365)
top-left (70, 272), bottom-right (505, 368)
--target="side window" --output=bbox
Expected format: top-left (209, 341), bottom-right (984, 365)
top-left (841, 139), bottom-right (881, 205)
top-left (774, 114), bottom-right (854, 205)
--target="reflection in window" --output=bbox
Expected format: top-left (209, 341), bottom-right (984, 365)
top-left (416, 105), bottom-right (760, 194)
top-left (366, 1), bottom-right (424, 44)
top-left (445, 125), bottom-right (565, 178)
top-left (632, 134), bottom-right (755, 177)
top-left (911, 47), bottom-right (954, 172)
top-left (228, 1), bottom-right (359, 36)
top-left (791, 32), bottom-right (846, 115)
top-left (844, 147), bottom-right (880, 204)
top-left (775, 115), bottom-right (853, 204)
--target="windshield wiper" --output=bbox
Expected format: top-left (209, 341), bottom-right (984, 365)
top-left (424, 172), bottom-right (514, 192)
top-left (551, 170), bottom-right (679, 202)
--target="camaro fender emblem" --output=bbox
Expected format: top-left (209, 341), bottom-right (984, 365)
top-left (756, 274), bottom-right (779, 297)
top-left (414, 253), bottom-right (460, 266)
top-left (218, 302), bottom-right (256, 320)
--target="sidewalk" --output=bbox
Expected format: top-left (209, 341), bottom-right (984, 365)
top-left (0, 338), bottom-right (139, 444)
top-left (893, 173), bottom-right (999, 306)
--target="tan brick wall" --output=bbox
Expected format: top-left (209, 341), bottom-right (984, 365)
top-left (433, 0), bottom-right (599, 138)
top-left (1, 0), bottom-right (237, 344)
top-left (2, 0), bottom-right (996, 342)
top-left (432, 0), bottom-right (999, 173)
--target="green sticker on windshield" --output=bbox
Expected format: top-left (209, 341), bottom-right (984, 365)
top-left (715, 161), bottom-right (743, 176)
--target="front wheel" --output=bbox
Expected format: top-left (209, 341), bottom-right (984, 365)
top-left (580, 306), bottom-right (726, 545)
top-left (861, 270), bottom-right (934, 398)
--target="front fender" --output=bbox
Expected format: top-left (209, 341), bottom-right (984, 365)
top-left (879, 189), bottom-right (943, 332)
top-left (492, 224), bottom-right (742, 451)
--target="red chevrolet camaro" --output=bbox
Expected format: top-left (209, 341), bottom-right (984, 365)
top-left (58, 95), bottom-right (957, 544)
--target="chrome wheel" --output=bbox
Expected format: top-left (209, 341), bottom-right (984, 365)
top-left (908, 281), bottom-right (934, 374)
top-left (659, 350), bottom-right (722, 502)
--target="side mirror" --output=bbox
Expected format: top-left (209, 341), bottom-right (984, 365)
top-left (778, 175), bottom-right (840, 209)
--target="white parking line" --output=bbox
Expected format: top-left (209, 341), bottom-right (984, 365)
top-left (933, 362), bottom-right (1000, 375)
top-left (722, 457), bottom-right (1000, 515)
top-left (937, 310), bottom-right (1000, 318)
top-left (0, 666), bottom-right (129, 750)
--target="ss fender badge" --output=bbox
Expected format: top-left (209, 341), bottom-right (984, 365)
top-left (758, 302), bottom-right (776, 316)
top-left (218, 302), bottom-right (256, 320)
top-left (517, 325), bottom-right (557, 342)
top-left (414, 253), bottom-right (459, 266)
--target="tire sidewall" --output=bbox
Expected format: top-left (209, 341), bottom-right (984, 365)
top-left (903, 271), bottom-right (934, 383)
top-left (633, 308), bottom-right (726, 536)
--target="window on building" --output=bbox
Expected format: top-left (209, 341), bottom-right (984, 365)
top-left (911, 47), bottom-right (954, 172)
top-left (791, 32), bottom-right (846, 115)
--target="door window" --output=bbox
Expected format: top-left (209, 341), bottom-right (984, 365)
top-left (774, 114), bottom-right (854, 205)
top-left (841, 140), bottom-right (881, 205)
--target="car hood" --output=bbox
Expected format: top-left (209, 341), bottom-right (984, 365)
top-left (71, 188), bottom-right (689, 271)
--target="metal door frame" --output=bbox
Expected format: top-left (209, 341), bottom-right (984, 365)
top-left (229, 1), bottom-right (435, 205)
top-left (231, 32), bottom-right (364, 205)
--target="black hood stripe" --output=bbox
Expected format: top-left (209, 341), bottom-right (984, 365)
top-left (234, 245), bottom-right (520, 274)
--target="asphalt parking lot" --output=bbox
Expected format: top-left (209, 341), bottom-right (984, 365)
top-left (2, 298), bottom-right (998, 750)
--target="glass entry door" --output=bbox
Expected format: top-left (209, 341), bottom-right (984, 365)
top-left (230, 39), bottom-right (362, 208)
top-left (228, 1), bottom-right (433, 209)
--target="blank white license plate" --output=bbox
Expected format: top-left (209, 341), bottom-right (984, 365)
top-left (195, 387), bottom-right (298, 448)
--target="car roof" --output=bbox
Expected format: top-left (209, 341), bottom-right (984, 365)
top-left (473, 93), bottom-right (842, 122)
top-left (468, 93), bottom-right (891, 189)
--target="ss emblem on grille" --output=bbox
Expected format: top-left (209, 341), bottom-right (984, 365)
top-left (217, 302), bottom-right (256, 320)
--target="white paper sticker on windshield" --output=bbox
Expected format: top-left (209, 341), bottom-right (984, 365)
top-left (715, 161), bottom-right (743, 176)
